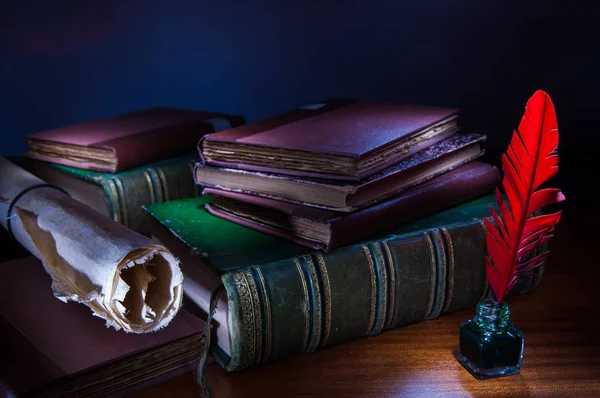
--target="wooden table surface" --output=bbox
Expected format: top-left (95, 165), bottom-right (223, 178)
top-left (137, 199), bottom-right (600, 397)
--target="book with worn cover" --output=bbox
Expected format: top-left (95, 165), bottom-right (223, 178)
top-left (144, 194), bottom-right (545, 372)
top-left (25, 154), bottom-right (200, 236)
top-left (26, 107), bottom-right (245, 172)
top-left (195, 132), bottom-right (485, 211)
top-left (204, 162), bottom-right (499, 251)
top-left (0, 256), bottom-right (205, 398)
top-left (198, 99), bottom-right (459, 180)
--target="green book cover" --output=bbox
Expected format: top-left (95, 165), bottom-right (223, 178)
top-left (144, 195), bottom-right (544, 371)
top-left (30, 154), bottom-right (199, 236)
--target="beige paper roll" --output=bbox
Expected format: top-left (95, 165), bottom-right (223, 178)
top-left (0, 157), bottom-right (183, 333)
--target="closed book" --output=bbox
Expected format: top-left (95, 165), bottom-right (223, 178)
top-left (195, 132), bottom-right (485, 211)
top-left (24, 154), bottom-right (200, 236)
top-left (0, 256), bottom-right (205, 398)
top-left (204, 161), bottom-right (500, 251)
top-left (26, 107), bottom-right (245, 172)
top-left (144, 194), bottom-right (545, 372)
top-left (198, 99), bottom-right (459, 180)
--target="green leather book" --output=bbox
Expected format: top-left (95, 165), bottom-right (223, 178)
top-left (144, 195), bottom-right (544, 372)
top-left (27, 154), bottom-right (199, 236)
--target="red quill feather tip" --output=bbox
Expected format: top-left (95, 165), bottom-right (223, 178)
top-left (485, 90), bottom-right (566, 302)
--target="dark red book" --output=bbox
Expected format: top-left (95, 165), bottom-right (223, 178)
top-left (26, 107), bottom-right (245, 173)
top-left (198, 99), bottom-right (459, 181)
top-left (204, 161), bottom-right (500, 251)
top-left (0, 256), bottom-right (205, 398)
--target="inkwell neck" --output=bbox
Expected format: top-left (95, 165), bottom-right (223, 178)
top-left (475, 300), bottom-right (510, 332)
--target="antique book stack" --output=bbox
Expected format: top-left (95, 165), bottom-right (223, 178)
top-left (194, 99), bottom-right (494, 251)
top-left (22, 106), bottom-right (245, 235)
top-left (143, 99), bottom-right (547, 372)
top-left (0, 106), bottom-right (245, 396)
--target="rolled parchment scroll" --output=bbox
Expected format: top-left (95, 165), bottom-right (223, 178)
top-left (0, 157), bottom-right (183, 333)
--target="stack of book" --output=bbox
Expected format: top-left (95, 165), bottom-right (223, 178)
top-left (143, 99), bottom-right (545, 373)
top-left (1, 106), bottom-right (245, 396)
top-left (193, 99), bottom-right (497, 251)
top-left (22, 106), bottom-right (245, 236)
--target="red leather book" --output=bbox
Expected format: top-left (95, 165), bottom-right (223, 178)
top-left (198, 99), bottom-right (459, 181)
top-left (204, 161), bottom-right (500, 251)
top-left (196, 132), bottom-right (485, 211)
top-left (26, 107), bottom-right (245, 172)
top-left (0, 256), bottom-right (205, 398)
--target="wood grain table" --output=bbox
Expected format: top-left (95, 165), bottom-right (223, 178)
top-left (137, 199), bottom-right (600, 397)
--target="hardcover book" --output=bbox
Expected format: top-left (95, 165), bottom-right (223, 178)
top-left (25, 154), bottom-right (200, 236)
top-left (195, 133), bottom-right (485, 212)
top-left (144, 194), bottom-right (545, 372)
top-left (198, 99), bottom-right (459, 180)
top-left (204, 162), bottom-right (500, 251)
top-left (0, 256), bottom-right (205, 398)
top-left (26, 107), bottom-right (245, 172)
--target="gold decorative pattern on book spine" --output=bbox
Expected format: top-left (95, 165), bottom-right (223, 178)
top-left (156, 168), bottom-right (170, 202)
top-left (423, 232), bottom-right (437, 320)
top-left (381, 240), bottom-right (396, 330)
top-left (255, 267), bottom-right (272, 363)
top-left (243, 269), bottom-right (263, 364)
top-left (294, 258), bottom-right (310, 352)
top-left (362, 245), bottom-right (377, 336)
top-left (441, 228), bottom-right (455, 313)
top-left (315, 253), bottom-right (332, 347)
top-left (232, 272), bottom-right (255, 368)
top-left (370, 242), bottom-right (387, 335)
top-left (428, 230), bottom-right (447, 319)
top-left (303, 255), bottom-right (322, 352)
top-left (478, 219), bottom-right (490, 301)
top-left (143, 171), bottom-right (157, 204)
top-left (104, 179), bottom-right (121, 223)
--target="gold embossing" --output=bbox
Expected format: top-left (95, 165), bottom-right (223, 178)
top-left (255, 267), bottom-right (272, 362)
top-left (362, 245), bottom-right (377, 335)
top-left (143, 171), bottom-right (156, 204)
top-left (232, 272), bottom-right (254, 368)
top-left (303, 255), bottom-right (321, 352)
top-left (423, 233), bottom-right (437, 319)
top-left (243, 270), bottom-right (263, 364)
top-left (381, 240), bottom-right (395, 330)
top-left (371, 242), bottom-right (387, 335)
top-left (294, 258), bottom-right (310, 352)
top-left (105, 179), bottom-right (121, 223)
top-left (441, 228), bottom-right (455, 313)
top-left (315, 253), bottom-right (332, 347)
top-left (156, 168), bottom-right (170, 202)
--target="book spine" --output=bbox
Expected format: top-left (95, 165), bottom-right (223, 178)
top-left (219, 219), bottom-right (544, 371)
top-left (100, 159), bottom-right (199, 236)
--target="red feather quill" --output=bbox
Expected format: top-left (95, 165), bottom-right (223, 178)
top-left (485, 90), bottom-right (566, 303)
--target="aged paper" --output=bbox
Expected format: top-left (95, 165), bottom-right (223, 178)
top-left (0, 157), bottom-right (183, 333)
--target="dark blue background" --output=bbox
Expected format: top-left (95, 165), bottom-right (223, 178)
top-left (1, 1), bottom-right (597, 158)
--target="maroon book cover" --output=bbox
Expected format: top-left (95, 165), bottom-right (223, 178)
top-left (199, 99), bottom-right (459, 181)
top-left (26, 107), bottom-right (245, 173)
top-left (204, 162), bottom-right (500, 251)
top-left (0, 256), bottom-right (205, 398)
